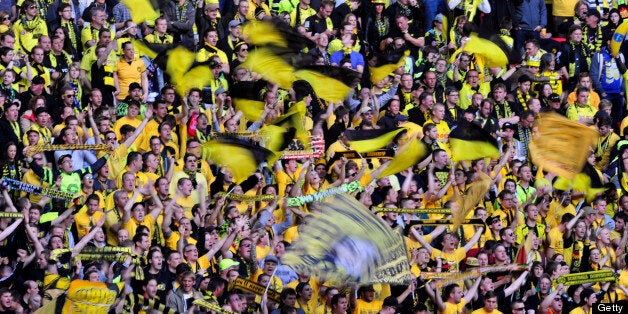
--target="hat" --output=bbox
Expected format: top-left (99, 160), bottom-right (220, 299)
top-left (434, 13), bottom-right (444, 23)
top-left (32, 76), bottom-right (45, 85)
top-left (382, 296), bottom-right (399, 309)
top-left (57, 154), bottom-right (72, 165)
top-left (208, 58), bottom-right (222, 69)
top-left (549, 93), bottom-right (561, 102)
top-left (229, 20), bottom-right (242, 28)
top-left (214, 86), bottom-right (226, 95)
top-left (265, 255), bottom-right (279, 264)
top-left (205, 2), bottom-right (219, 10)
top-left (255, 7), bottom-right (266, 19)
top-left (525, 59), bottom-right (540, 67)
top-left (586, 9), bottom-right (601, 19)
top-left (34, 107), bottom-right (48, 117)
top-left (372, 0), bottom-right (385, 5)
top-left (394, 115), bottom-right (408, 123)
top-left (360, 106), bottom-right (373, 114)
top-left (128, 82), bottom-right (142, 92)
top-left (26, 129), bottom-right (39, 136)
top-left (501, 122), bottom-right (517, 131)
top-left (486, 215), bottom-right (501, 224)
top-left (466, 257), bottom-right (479, 267)
top-left (219, 258), bottom-right (240, 271)
top-left (581, 206), bottom-right (597, 215)
top-left (518, 74), bottom-right (532, 83)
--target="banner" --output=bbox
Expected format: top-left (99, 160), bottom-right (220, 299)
top-left (374, 208), bottom-right (452, 214)
top-left (553, 270), bottom-right (618, 286)
top-left (286, 181), bottom-right (363, 206)
top-left (408, 218), bottom-right (485, 226)
top-left (193, 299), bottom-right (236, 314)
top-left (282, 194), bottom-right (412, 285)
top-left (0, 212), bottom-right (23, 218)
top-left (26, 144), bottom-right (110, 156)
top-left (124, 293), bottom-right (179, 314)
top-left (229, 278), bottom-right (281, 303)
top-left (3, 178), bottom-right (76, 201)
top-left (215, 193), bottom-right (275, 202)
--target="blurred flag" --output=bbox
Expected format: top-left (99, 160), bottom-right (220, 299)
top-left (282, 194), bottom-right (412, 285)
top-left (529, 113), bottom-right (597, 180)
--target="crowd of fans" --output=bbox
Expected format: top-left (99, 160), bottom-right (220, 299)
top-left (0, 0), bottom-right (624, 313)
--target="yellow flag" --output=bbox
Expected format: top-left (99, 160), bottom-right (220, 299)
top-left (529, 113), bottom-right (597, 180)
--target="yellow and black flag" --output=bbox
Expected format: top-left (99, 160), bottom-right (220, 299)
top-left (282, 194), bottom-right (412, 285)
top-left (202, 136), bottom-right (274, 183)
top-left (376, 140), bottom-right (430, 179)
top-left (449, 121), bottom-right (500, 162)
top-left (370, 50), bottom-right (409, 84)
top-left (294, 65), bottom-right (361, 103)
top-left (345, 128), bottom-right (406, 153)
top-left (165, 46), bottom-right (214, 97)
top-left (231, 81), bottom-right (266, 122)
top-left (242, 17), bottom-right (313, 52)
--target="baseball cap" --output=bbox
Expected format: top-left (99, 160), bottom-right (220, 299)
top-left (586, 9), bottom-right (601, 19)
top-left (265, 255), bottom-right (279, 264)
top-left (434, 14), bottom-right (444, 23)
top-left (219, 258), bottom-right (240, 271)
top-left (501, 122), bottom-right (517, 131)
top-left (34, 107), bottom-right (48, 117)
top-left (128, 82), bottom-right (142, 92)
top-left (229, 20), bottom-right (242, 28)
top-left (32, 76), bottom-right (45, 85)
top-left (581, 206), bottom-right (597, 215)
top-left (549, 93), bottom-right (561, 102)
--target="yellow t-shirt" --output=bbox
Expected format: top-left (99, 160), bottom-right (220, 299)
top-left (431, 248), bottom-right (466, 272)
top-left (74, 211), bottom-right (105, 239)
top-left (438, 298), bottom-right (467, 314)
top-left (116, 57), bottom-right (146, 100)
top-left (352, 299), bottom-right (383, 314)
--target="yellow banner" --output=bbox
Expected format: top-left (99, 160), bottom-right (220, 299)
top-left (230, 278), bottom-right (281, 303)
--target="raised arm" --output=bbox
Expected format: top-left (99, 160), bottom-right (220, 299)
top-left (123, 106), bottom-right (153, 148)
top-left (462, 277), bottom-right (482, 304)
top-left (51, 203), bottom-right (77, 226)
top-left (72, 215), bottom-right (105, 257)
top-left (504, 270), bottom-right (530, 297)
top-left (161, 196), bottom-right (179, 239)
top-left (464, 226), bottom-right (485, 252)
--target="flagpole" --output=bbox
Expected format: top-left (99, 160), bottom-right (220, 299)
top-left (264, 267), bottom-right (278, 295)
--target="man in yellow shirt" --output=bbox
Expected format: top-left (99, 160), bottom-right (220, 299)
top-left (14, 0), bottom-right (48, 54)
top-left (471, 291), bottom-right (502, 314)
top-left (566, 86), bottom-right (597, 125)
top-left (428, 279), bottom-right (481, 314)
top-left (114, 42), bottom-right (148, 102)
top-left (74, 193), bottom-right (105, 238)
